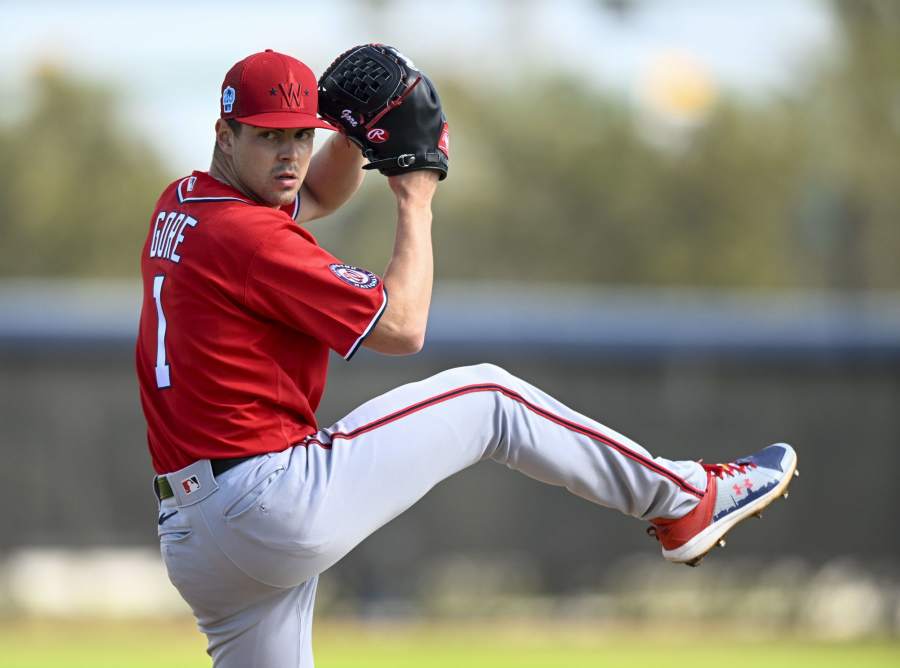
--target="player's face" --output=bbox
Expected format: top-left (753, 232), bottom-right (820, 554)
top-left (231, 126), bottom-right (315, 207)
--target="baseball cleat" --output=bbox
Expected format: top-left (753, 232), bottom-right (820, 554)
top-left (646, 443), bottom-right (798, 566)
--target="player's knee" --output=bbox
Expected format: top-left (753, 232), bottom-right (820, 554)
top-left (460, 362), bottom-right (515, 385)
top-left (476, 362), bottom-right (512, 379)
top-left (430, 363), bottom-right (521, 396)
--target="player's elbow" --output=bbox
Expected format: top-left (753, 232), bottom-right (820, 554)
top-left (363, 294), bottom-right (431, 355)
top-left (400, 330), bottom-right (426, 354)
top-left (363, 321), bottom-right (426, 356)
top-left (385, 327), bottom-right (426, 355)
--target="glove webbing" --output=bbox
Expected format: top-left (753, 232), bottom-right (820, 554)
top-left (364, 76), bottom-right (423, 129)
top-left (331, 54), bottom-right (393, 103)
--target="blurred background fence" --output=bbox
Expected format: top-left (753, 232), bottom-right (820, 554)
top-left (1, 281), bottom-right (898, 635)
top-left (1, 0), bottom-right (900, 648)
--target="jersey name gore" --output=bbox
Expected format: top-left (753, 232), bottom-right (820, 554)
top-left (329, 263), bottom-right (380, 289)
top-left (150, 211), bottom-right (199, 263)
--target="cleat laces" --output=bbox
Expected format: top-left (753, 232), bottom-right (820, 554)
top-left (699, 460), bottom-right (757, 479)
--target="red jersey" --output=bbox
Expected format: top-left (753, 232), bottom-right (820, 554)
top-left (136, 171), bottom-right (387, 474)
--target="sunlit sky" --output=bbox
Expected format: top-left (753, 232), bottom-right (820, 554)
top-left (1, 0), bottom-right (833, 174)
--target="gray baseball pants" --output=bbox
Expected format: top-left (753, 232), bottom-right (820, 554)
top-left (156, 363), bottom-right (706, 667)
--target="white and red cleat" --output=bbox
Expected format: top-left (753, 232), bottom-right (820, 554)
top-left (647, 443), bottom-right (798, 567)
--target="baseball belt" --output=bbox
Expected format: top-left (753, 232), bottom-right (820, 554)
top-left (155, 456), bottom-right (258, 501)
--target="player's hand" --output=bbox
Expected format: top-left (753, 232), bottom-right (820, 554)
top-left (387, 170), bottom-right (439, 204)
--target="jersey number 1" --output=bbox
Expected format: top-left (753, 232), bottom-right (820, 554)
top-left (153, 275), bottom-right (172, 389)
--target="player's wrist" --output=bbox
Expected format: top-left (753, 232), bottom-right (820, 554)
top-left (389, 171), bottom-right (439, 204)
top-left (394, 197), bottom-right (434, 218)
top-left (331, 133), bottom-right (367, 164)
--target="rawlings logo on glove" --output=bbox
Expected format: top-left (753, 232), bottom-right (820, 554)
top-left (317, 44), bottom-right (449, 180)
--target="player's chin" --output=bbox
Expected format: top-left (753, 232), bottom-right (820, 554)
top-left (264, 180), bottom-right (301, 207)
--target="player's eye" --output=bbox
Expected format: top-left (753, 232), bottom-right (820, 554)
top-left (261, 131), bottom-right (279, 141)
top-left (296, 129), bottom-right (314, 140)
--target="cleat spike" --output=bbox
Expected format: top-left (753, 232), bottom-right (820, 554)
top-left (717, 539), bottom-right (726, 548)
top-left (782, 491), bottom-right (789, 499)
top-left (754, 512), bottom-right (763, 519)
top-left (684, 554), bottom-right (705, 567)
top-left (794, 469), bottom-right (800, 477)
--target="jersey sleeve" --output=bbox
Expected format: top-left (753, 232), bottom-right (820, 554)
top-left (244, 223), bottom-right (387, 360)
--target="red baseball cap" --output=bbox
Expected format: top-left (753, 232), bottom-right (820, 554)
top-left (220, 49), bottom-right (337, 130)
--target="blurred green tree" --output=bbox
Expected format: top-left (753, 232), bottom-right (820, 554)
top-left (792, 0), bottom-right (900, 290)
top-left (0, 66), bottom-right (169, 277)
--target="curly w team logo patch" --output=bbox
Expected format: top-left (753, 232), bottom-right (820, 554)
top-left (329, 264), bottom-right (380, 289)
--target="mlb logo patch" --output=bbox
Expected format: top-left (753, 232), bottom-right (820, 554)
top-left (181, 475), bottom-right (201, 495)
top-left (222, 86), bottom-right (236, 113)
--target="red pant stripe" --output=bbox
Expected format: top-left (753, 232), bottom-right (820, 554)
top-left (305, 383), bottom-right (705, 499)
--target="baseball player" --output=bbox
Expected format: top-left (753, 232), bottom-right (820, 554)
top-left (136, 46), bottom-right (798, 668)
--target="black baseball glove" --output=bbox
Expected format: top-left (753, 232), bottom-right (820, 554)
top-left (317, 44), bottom-right (449, 180)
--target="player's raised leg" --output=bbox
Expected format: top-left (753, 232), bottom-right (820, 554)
top-left (304, 363), bottom-right (707, 565)
top-left (298, 363), bottom-right (793, 573)
top-left (199, 362), bottom-right (797, 589)
top-left (200, 363), bottom-right (692, 583)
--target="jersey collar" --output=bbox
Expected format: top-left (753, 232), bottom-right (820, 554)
top-left (176, 171), bottom-right (301, 220)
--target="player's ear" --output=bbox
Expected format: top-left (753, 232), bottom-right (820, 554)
top-left (215, 119), bottom-right (236, 156)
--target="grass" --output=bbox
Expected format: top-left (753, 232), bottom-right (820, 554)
top-left (1, 618), bottom-right (898, 668)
